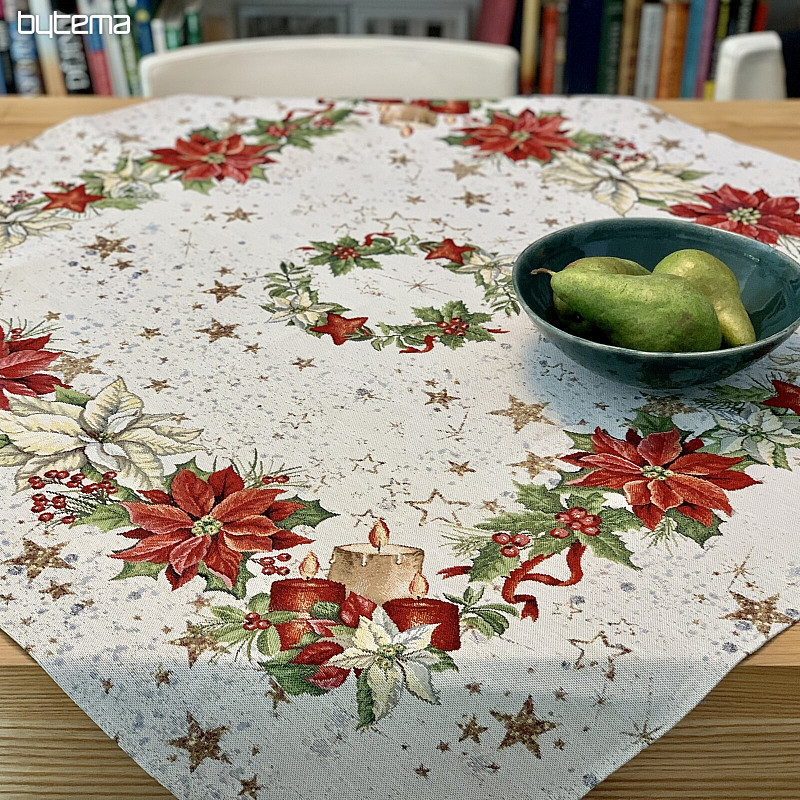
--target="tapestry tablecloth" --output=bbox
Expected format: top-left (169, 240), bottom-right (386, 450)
top-left (1, 95), bottom-right (799, 800)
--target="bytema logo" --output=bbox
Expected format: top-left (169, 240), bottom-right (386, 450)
top-left (17, 11), bottom-right (130, 36)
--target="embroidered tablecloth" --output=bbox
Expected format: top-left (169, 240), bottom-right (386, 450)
top-left (1, 96), bottom-right (800, 800)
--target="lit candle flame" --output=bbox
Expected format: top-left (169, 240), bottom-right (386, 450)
top-left (368, 519), bottom-right (390, 552)
top-left (409, 572), bottom-right (428, 600)
top-left (299, 551), bottom-right (319, 580)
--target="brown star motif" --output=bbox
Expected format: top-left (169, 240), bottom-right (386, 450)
top-left (44, 311), bottom-right (60, 321)
top-left (554, 687), bottom-right (567, 701)
top-left (0, 165), bottom-right (24, 179)
top-left (458, 714), bottom-right (488, 743)
top-left (188, 595), bottom-right (211, 612)
top-left (349, 453), bottom-right (385, 474)
top-left (113, 259), bottom-right (135, 270)
top-left (722, 592), bottom-right (795, 637)
top-left (154, 666), bottom-right (173, 686)
top-left (169, 714), bottom-right (231, 772)
top-left (508, 452), bottom-right (560, 479)
top-left (455, 190), bottom-right (489, 207)
top-left (223, 207), bottom-right (255, 222)
top-left (645, 108), bottom-right (669, 123)
top-left (437, 741), bottom-right (450, 752)
top-left (239, 775), bottom-right (263, 799)
top-left (101, 679), bottom-right (114, 693)
top-left (491, 696), bottom-right (558, 757)
top-left (637, 394), bottom-right (697, 416)
top-left (448, 460), bottom-right (475, 477)
top-left (0, 594), bottom-right (15, 604)
top-left (390, 154), bottom-right (410, 165)
top-left (406, 195), bottom-right (424, 204)
top-left (170, 622), bottom-right (228, 667)
top-left (55, 353), bottom-right (101, 383)
top-left (197, 319), bottom-right (239, 342)
top-left (3, 539), bottom-right (74, 582)
top-left (115, 131), bottom-right (144, 144)
top-left (145, 379), bottom-right (172, 393)
top-left (204, 280), bottom-right (243, 303)
top-left (489, 395), bottom-right (554, 433)
top-left (406, 489), bottom-right (469, 526)
top-left (84, 236), bottom-right (130, 260)
top-left (481, 499), bottom-right (501, 513)
top-left (414, 764), bottom-right (430, 778)
top-left (621, 720), bottom-right (662, 745)
top-left (568, 631), bottom-right (632, 681)
top-left (139, 327), bottom-right (162, 340)
top-left (293, 357), bottom-right (316, 370)
top-left (265, 678), bottom-right (291, 710)
top-left (553, 738), bottom-right (566, 750)
top-left (424, 388), bottom-right (460, 409)
top-left (439, 161), bottom-right (485, 181)
top-left (40, 580), bottom-right (74, 600)
top-left (657, 136), bottom-right (681, 151)
top-left (544, 217), bottom-right (560, 227)
top-left (465, 682), bottom-right (483, 694)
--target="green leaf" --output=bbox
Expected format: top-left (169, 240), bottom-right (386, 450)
top-left (462, 616), bottom-right (495, 639)
top-left (637, 198), bottom-right (667, 208)
top-left (471, 608), bottom-right (510, 634)
top-left (477, 602), bottom-right (519, 616)
top-left (464, 585), bottom-right (483, 605)
top-left (309, 601), bottom-right (341, 620)
top-left (213, 623), bottom-right (252, 644)
top-left (564, 429), bottom-right (593, 451)
top-left (264, 610), bottom-right (298, 625)
top-left (257, 625), bottom-right (282, 656)
top-left (515, 483), bottom-right (564, 513)
top-left (582, 530), bottom-right (639, 569)
top-left (54, 386), bottom-right (92, 406)
top-left (250, 165), bottom-right (268, 181)
top-left (72, 502), bottom-right (131, 533)
top-left (563, 488), bottom-right (606, 515)
top-left (773, 444), bottom-right (791, 470)
top-left (441, 134), bottom-right (469, 147)
top-left (476, 510), bottom-right (554, 535)
top-left (91, 197), bottom-right (143, 211)
top-left (182, 179), bottom-right (213, 194)
top-left (712, 384), bottom-right (773, 404)
top-left (165, 458), bottom-right (211, 491)
top-left (210, 605), bottom-right (246, 623)
top-left (427, 647), bottom-right (458, 672)
top-left (443, 593), bottom-right (467, 606)
top-left (0, 434), bottom-right (9, 449)
top-left (261, 662), bottom-right (328, 696)
top-left (190, 126), bottom-right (219, 140)
top-left (276, 497), bottom-right (337, 530)
top-left (412, 306), bottom-right (444, 324)
top-left (296, 631), bottom-right (322, 648)
top-left (628, 411), bottom-right (680, 438)
top-left (197, 558), bottom-right (254, 600)
top-left (463, 326), bottom-right (493, 343)
top-left (329, 257), bottom-right (356, 276)
top-left (468, 542), bottom-right (518, 583)
top-left (598, 507), bottom-right (643, 536)
top-left (668, 508), bottom-right (722, 546)
top-left (527, 533), bottom-right (573, 557)
top-left (247, 593), bottom-right (271, 615)
top-left (441, 300), bottom-right (470, 320)
top-left (356, 670), bottom-right (376, 728)
top-left (267, 647), bottom-right (301, 665)
top-left (678, 169), bottom-right (709, 181)
top-left (111, 560), bottom-right (166, 581)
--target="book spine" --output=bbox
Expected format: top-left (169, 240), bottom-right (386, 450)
top-left (519, 0), bottom-right (541, 94)
top-left (149, 14), bottom-right (165, 52)
top-left (473, 0), bottom-right (518, 43)
top-left (751, 0), bottom-right (767, 30)
top-left (734, 0), bottom-right (754, 32)
top-left (28, 0), bottom-right (66, 94)
top-left (633, 1), bottom-right (664, 97)
top-left (133, 0), bottom-right (153, 56)
top-left (0, 3), bottom-right (17, 93)
top-left (552, 0), bottom-right (567, 93)
top-left (657, 0), bottom-right (690, 98)
top-left (95, 0), bottom-right (129, 95)
top-left (564, 0), bottom-right (604, 93)
top-left (726, 0), bottom-right (740, 34)
top-left (110, 0), bottom-right (139, 94)
top-left (596, 0), bottom-right (624, 93)
top-left (693, 0), bottom-right (718, 95)
top-left (5, 0), bottom-right (44, 94)
top-left (617, 0), bottom-right (644, 94)
top-left (184, 3), bottom-right (200, 45)
top-left (538, 2), bottom-right (559, 94)
top-left (703, 0), bottom-right (730, 98)
top-left (680, 0), bottom-right (704, 96)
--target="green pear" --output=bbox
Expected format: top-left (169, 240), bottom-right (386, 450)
top-left (652, 249), bottom-right (756, 346)
top-left (548, 270), bottom-right (722, 352)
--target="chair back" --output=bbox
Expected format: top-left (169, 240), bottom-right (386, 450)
top-left (140, 35), bottom-right (519, 98)
top-left (714, 32), bottom-right (787, 100)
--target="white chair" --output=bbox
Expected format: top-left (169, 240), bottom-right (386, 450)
top-left (714, 32), bottom-right (787, 100)
top-left (139, 35), bottom-right (519, 98)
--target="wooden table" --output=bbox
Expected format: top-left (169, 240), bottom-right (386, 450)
top-left (1, 97), bottom-right (799, 800)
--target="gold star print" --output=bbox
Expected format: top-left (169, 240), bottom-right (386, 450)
top-left (84, 236), bottom-right (130, 260)
top-left (0, 594), bottom-right (14, 604)
top-left (223, 207), bottom-right (255, 222)
top-left (508, 452), bottom-right (560, 479)
top-left (637, 394), bottom-right (697, 416)
top-left (481, 499), bottom-right (501, 513)
top-left (293, 357), bottom-right (316, 370)
top-left (491, 696), bottom-right (558, 758)
top-left (101, 679), bottom-right (114, 693)
top-left (139, 328), bottom-right (162, 340)
top-left (489, 395), bottom-right (554, 433)
top-left (465, 682), bottom-right (482, 694)
top-left (406, 195), bottom-right (424, 205)
top-left (113, 259), bottom-right (135, 270)
top-left (414, 765), bottom-right (430, 778)
top-left (657, 136), bottom-right (681, 151)
top-left (145, 379), bottom-right (172, 393)
top-left (44, 311), bottom-right (60, 321)
top-left (242, 343), bottom-right (259, 354)
top-left (239, 775), bottom-right (263, 799)
top-left (0, 165), bottom-right (24, 179)
top-left (553, 739), bottom-right (566, 750)
top-left (424, 389), bottom-right (460, 409)
top-left (224, 113), bottom-right (250, 127)
top-left (722, 592), bottom-right (795, 637)
top-left (738, 160), bottom-right (754, 169)
top-left (645, 108), bottom-right (669, 123)
top-left (455, 190), bottom-right (489, 207)
top-left (154, 666), bottom-right (173, 686)
top-left (3, 539), bottom-right (74, 582)
top-left (621, 720), bottom-right (663, 745)
top-left (169, 714), bottom-right (231, 772)
top-left (554, 687), bottom-right (567, 701)
top-left (7, 138), bottom-right (37, 151)
top-left (349, 453), bottom-right (385, 474)
top-left (204, 280), bottom-right (243, 303)
top-left (439, 161), bottom-right (485, 181)
top-left (197, 319), bottom-right (239, 342)
top-left (170, 622), bottom-right (228, 667)
top-left (55, 353), bottom-right (101, 383)
top-left (390, 154), bottom-right (410, 165)
top-left (39, 581), bottom-right (74, 600)
top-left (90, 143), bottom-right (107, 157)
top-left (115, 131), bottom-right (144, 144)
top-left (265, 678), bottom-right (291, 710)
top-left (568, 631), bottom-right (632, 681)
top-left (405, 489), bottom-right (469, 526)
top-left (188, 595), bottom-right (211, 612)
top-left (437, 741), bottom-right (450, 752)
top-left (458, 715), bottom-right (488, 743)
top-left (448, 460), bottom-right (475, 477)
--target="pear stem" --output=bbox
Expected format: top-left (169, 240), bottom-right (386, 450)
top-left (531, 268), bottom-right (555, 277)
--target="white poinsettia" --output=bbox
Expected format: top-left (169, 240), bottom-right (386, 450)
top-left (712, 405), bottom-right (799, 465)
top-left (97, 156), bottom-right (163, 200)
top-left (0, 202), bottom-right (72, 253)
top-left (266, 292), bottom-right (341, 329)
top-left (453, 250), bottom-right (514, 284)
top-left (0, 377), bottom-right (201, 490)
top-left (328, 607), bottom-right (440, 721)
top-left (542, 150), bottom-right (700, 216)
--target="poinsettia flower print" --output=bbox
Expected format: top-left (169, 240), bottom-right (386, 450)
top-left (0, 327), bottom-right (66, 410)
top-left (111, 466), bottom-right (305, 590)
top-left (150, 133), bottom-right (275, 183)
top-left (561, 427), bottom-right (759, 529)
top-left (666, 184), bottom-right (800, 245)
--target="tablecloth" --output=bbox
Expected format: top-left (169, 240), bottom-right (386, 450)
top-left (1, 95), bottom-right (799, 800)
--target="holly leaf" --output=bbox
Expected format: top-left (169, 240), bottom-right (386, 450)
top-left (54, 386), bottom-right (91, 406)
top-left (427, 647), bottom-right (458, 672)
top-left (165, 458), bottom-right (211, 491)
top-left (527, 533), bottom-right (573, 557)
top-left (581, 530), bottom-right (639, 570)
top-left (563, 489), bottom-right (606, 514)
top-left (210, 605), bottom-right (246, 623)
top-left (441, 300), bottom-right (470, 320)
top-left (468, 541), bottom-right (519, 583)
top-left (515, 482), bottom-right (564, 513)
top-left (773, 444), bottom-right (791, 470)
top-left (476, 510), bottom-right (554, 534)
top-left (182, 179), bottom-right (213, 195)
top-left (668, 508), bottom-right (722, 546)
top-left (309, 601), bottom-right (341, 620)
top-left (598, 507), bottom-right (643, 536)
top-left (263, 610), bottom-right (298, 625)
top-left (247, 592), bottom-right (271, 615)
top-left (212, 623), bottom-right (251, 645)
top-left (250, 165), bottom-right (268, 181)
top-left (412, 306), bottom-right (444, 324)
top-left (190, 126), bottom-right (219, 140)
top-left (463, 326), bottom-right (493, 343)
top-left (197, 558), bottom-right (254, 599)
top-left (111, 560), bottom-right (166, 581)
top-left (628, 411), bottom-right (686, 439)
top-left (257, 626), bottom-right (282, 656)
top-left (356, 670), bottom-right (376, 728)
top-left (276, 497), bottom-right (337, 530)
top-left (71, 502), bottom-right (131, 533)
top-left (261, 662), bottom-right (328, 696)
top-left (565, 430), bottom-right (594, 452)
top-left (712, 384), bottom-right (773, 404)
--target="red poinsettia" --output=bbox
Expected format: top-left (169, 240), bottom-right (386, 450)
top-left (561, 427), bottom-right (759, 529)
top-left (456, 109), bottom-right (576, 162)
top-left (149, 133), bottom-right (275, 183)
top-left (111, 466), bottom-right (306, 589)
top-left (763, 379), bottom-right (800, 415)
top-left (666, 184), bottom-right (800, 245)
top-left (0, 327), bottom-right (67, 410)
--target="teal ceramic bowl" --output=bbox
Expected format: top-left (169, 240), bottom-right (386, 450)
top-left (512, 218), bottom-right (800, 389)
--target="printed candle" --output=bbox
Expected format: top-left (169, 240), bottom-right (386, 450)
top-left (383, 573), bottom-right (461, 651)
top-left (269, 552), bottom-right (346, 649)
top-left (327, 520), bottom-right (424, 606)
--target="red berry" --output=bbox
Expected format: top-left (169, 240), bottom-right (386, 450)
top-left (277, 567), bottom-right (290, 576)
top-left (102, 471), bottom-right (117, 480)
top-left (436, 321), bottom-right (447, 328)
top-left (555, 511), bottom-right (570, 523)
top-left (38, 512), bottom-right (54, 522)
top-left (256, 619), bottom-right (271, 629)
top-left (52, 496), bottom-right (67, 509)
top-left (28, 476), bottom-right (42, 484)
top-left (456, 331), bottom-right (465, 337)
top-left (549, 528), bottom-right (571, 539)
top-left (451, 317), bottom-right (462, 324)
top-left (277, 553), bottom-right (291, 562)
top-left (244, 612), bottom-right (260, 622)
top-left (276, 475), bottom-right (289, 484)
top-left (243, 622), bottom-right (257, 631)
top-left (492, 532), bottom-right (512, 545)
top-left (71, 473), bottom-right (85, 482)
top-left (10, 327), bottom-right (23, 335)
top-left (264, 566), bottom-right (277, 576)
top-left (107, 487), bottom-right (119, 494)
top-left (98, 481), bottom-right (113, 490)
top-left (60, 515), bottom-right (75, 525)
top-left (31, 505), bottom-right (46, 514)
top-left (259, 557), bottom-right (275, 566)
top-left (43, 471), bottom-right (59, 479)
top-left (500, 545), bottom-right (520, 558)
top-left (261, 476), bottom-right (275, 485)
top-left (512, 534), bottom-right (531, 547)
top-left (568, 507), bottom-right (587, 519)
top-left (569, 521), bottom-right (584, 531)
top-left (81, 485), bottom-right (95, 494)
top-left (32, 493), bottom-right (47, 503)
top-left (65, 480), bottom-right (79, 488)
top-left (56, 470), bottom-right (69, 480)
top-left (586, 514), bottom-right (602, 527)
top-left (582, 526), bottom-right (600, 536)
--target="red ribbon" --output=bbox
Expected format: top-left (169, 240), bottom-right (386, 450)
top-left (362, 231), bottom-right (393, 246)
top-left (399, 334), bottom-right (436, 354)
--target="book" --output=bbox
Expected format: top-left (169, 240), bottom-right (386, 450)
top-left (694, 0), bottom-right (718, 95)
top-left (4, 0), bottom-right (44, 95)
top-left (704, 0), bottom-right (731, 98)
top-left (0, 1), bottom-right (17, 94)
top-left (657, 0), bottom-right (690, 98)
top-left (73, 0), bottom-right (112, 94)
top-left (538, 1), bottom-right (559, 94)
top-left (519, 0), bottom-right (541, 94)
top-left (158, 0), bottom-right (184, 50)
top-left (51, 0), bottom-right (93, 93)
top-left (680, 0), bottom-right (705, 97)
top-left (111, 0), bottom-right (140, 94)
top-left (597, 0), bottom-right (624, 94)
top-left (732, 0), bottom-right (754, 32)
top-left (29, 0), bottom-right (66, 94)
top-left (633, 0), bottom-right (664, 97)
top-left (184, 0), bottom-right (201, 45)
top-left (474, 0), bottom-right (518, 43)
top-left (751, 0), bottom-right (768, 30)
top-left (564, 0), bottom-right (604, 93)
top-left (552, 0), bottom-right (568, 93)
top-left (92, 0), bottom-right (129, 95)
top-left (133, 0), bottom-right (155, 57)
top-left (150, 15), bottom-right (166, 52)
top-left (617, 0), bottom-right (644, 94)
top-left (725, 0), bottom-right (740, 34)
